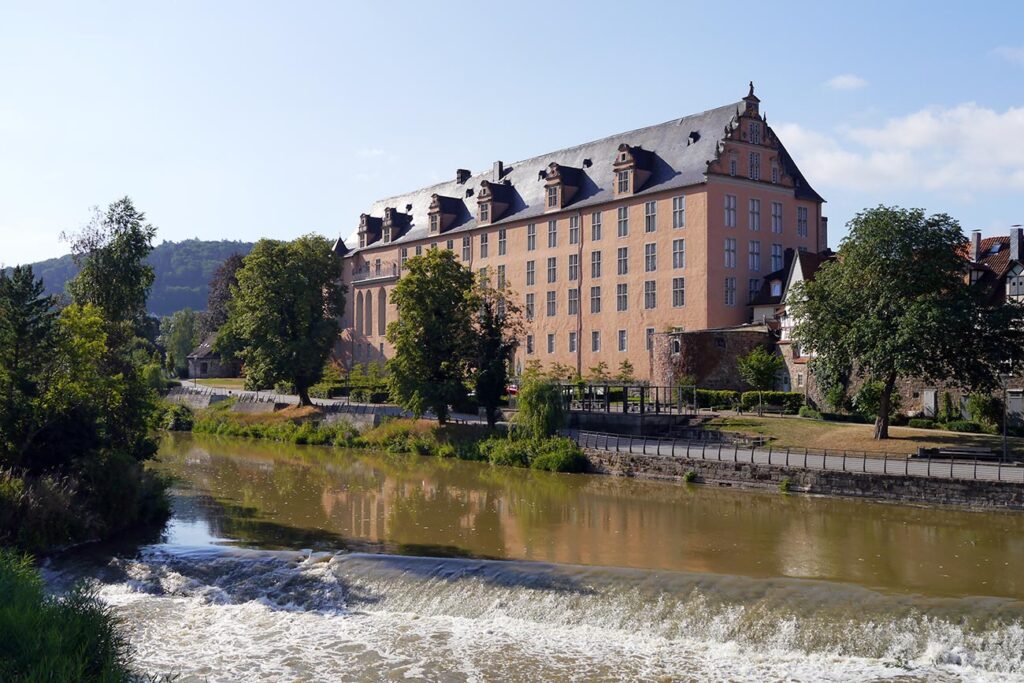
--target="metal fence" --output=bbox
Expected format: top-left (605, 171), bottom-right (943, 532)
top-left (568, 429), bottom-right (1024, 484)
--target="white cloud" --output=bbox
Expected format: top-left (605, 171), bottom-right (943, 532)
top-left (993, 46), bottom-right (1024, 66)
top-left (825, 74), bottom-right (868, 90)
top-left (775, 103), bottom-right (1024, 196)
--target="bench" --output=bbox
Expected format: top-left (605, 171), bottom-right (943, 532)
top-left (914, 447), bottom-right (1019, 464)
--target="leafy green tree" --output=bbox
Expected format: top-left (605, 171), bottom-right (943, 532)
top-left (513, 370), bottom-right (565, 439)
top-left (587, 361), bottom-right (611, 382)
top-left (617, 359), bottom-right (635, 383)
top-left (387, 249), bottom-right (476, 424)
top-left (737, 346), bottom-right (785, 415)
top-left (217, 235), bottom-right (345, 406)
top-left (198, 252), bottom-right (245, 339)
top-left (160, 308), bottom-right (199, 378)
top-left (791, 206), bottom-right (1024, 439)
top-left (474, 282), bottom-right (523, 427)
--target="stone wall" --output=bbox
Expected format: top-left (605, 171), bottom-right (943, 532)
top-left (652, 326), bottom-right (773, 390)
top-left (584, 448), bottom-right (1024, 510)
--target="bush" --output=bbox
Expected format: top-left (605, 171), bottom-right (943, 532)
top-left (0, 550), bottom-right (136, 682)
top-left (740, 391), bottom-right (805, 414)
top-left (908, 418), bottom-right (936, 429)
top-left (798, 406), bottom-right (822, 420)
top-left (482, 438), bottom-right (532, 468)
top-left (142, 362), bottom-right (165, 392)
top-left (513, 375), bottom-right (565, 439)
top-left (683, 470), bottom-right (697, 483)
top-left (530, 437), bottom-right (587, 473)
top-left (966, 393), bottom-right (1002, 428)
top-left (159, 403), bottom-right (194, 431)
top-left (695, 389), bottom-right (741, 410)
top-left (820, 412), bottom-right (870, 424)
top-left (942, 420), bottom-right (984, 433)
top-left (779, 477), bottom-right (793, 493)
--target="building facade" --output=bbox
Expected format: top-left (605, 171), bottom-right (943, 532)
top-left (334, 85), bottom-right (826, 380)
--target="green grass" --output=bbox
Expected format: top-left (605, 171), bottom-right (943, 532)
top-left (191, 377), bottom-right (247, 390)
top-left (0, 549), bottom-right (136, 682)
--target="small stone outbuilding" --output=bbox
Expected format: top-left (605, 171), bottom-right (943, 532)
top-left (187, 334), bottom-right (239, 379)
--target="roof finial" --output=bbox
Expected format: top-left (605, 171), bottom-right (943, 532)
top-left (748, 81), bottom-right (755, 98)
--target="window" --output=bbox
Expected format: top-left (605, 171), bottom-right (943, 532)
top-left (770, 280), bottom-right (782, 297)
top-left (644, 280), bottom-right (657, 309)
top-left (569, 331), bottom-right (577, 353)
top-left (672, 277), bottom-right (685, 308)
top-left (480, 233), bottom-right (488, 258)
top-left (430, 214), bottom-right (439, 233)
top-left (1009, 267), bottom-right (1024, 298)
top-left (749, 121), bottom-right (761, 145)
top-left (480, 202), bottom-right (490, 223)
top-left (547, 257), bottom-right (557, 283)
top-left (446, 239), bottom-right (454, 251)
top-left (617, 206), bottom-right (629, 237)
top-left (644, 201), bottom-right (657, 232)
top-left (527, 223), bottom-right (537, 251)
top-left (646, 328), bottom-right (655, 351)
top-left (548, 220), bottom-right (558, 248)
top-left (729, 154), bottom-right (737, 176)
top-left (526, 334), bottom-right (534, 354)
top-left (797, 372), bottom-right (804, 388)
top-left (771, 160), bottom-right (779, 184)
top-left (749, 240), bottom-right (761, 272)
top-left (591, 211), bottom-right (602, 241)
top-left (546, 290), bottom-right (556, 317)
top-left (672, 195), bottom-right (686, 229)
top-left (724, 238), bottom-right (737, 268)
top-left (497, 264), bottom-right (506, 288)
top-left (590, 286), bottom-right (601, 313)
top-left (591, 330), bottom-right (601, 352)
top-left (568, 253), bottom-right (579, 281)
top-left (617, 169), bottom-right (630, 193)
top-left (526, 260), bottom-right (536, 286)
top-left (749, 199), bottom-right (760, 231)
top-left (748, 152), bottom-right (760, 181)
top-left (415, 246), bottom-right (422, 256)
top-left (568, 288), bottom-right (579, 315)
top-left (617, 247), bottom-right (629, 275)
top-left (797, 207), bottom-right (809, 237)
top-left (672, 239), bottom-right (686, 269)
top-left (772, 243), bottom-right (783, 271)
top-left (771, 202), bottom-right (783, 234)
top-left (400, 247), bottom-right (408, 267)
top-left (525, 293), bottom-right (535, 320)
top-left (644, 243), bottom-right (657, 272)
top-left (748, 278), bottom-right (760, 303)
top-left (591, 251), bottom-right (602, 278)
top-left (725, 194), bottom-right (737, 228)
top-left (569, 215), bottom-right (580, 244)
top-left (798, 245), bottom-right (808, 253)
top-left (725, 277), bottom-right (736, 306)
top-left (430, 242), bottom-right (437, 251)
top-left (616, 283), bottom-right (628, 311)
top-left (498, 228), bottom-right (507, 255)
top-left (547, 185), bottom-right (558, 208)
top-left (462, 236), bottom-right (471, 261)
top-left (618, 329), bottom-right (627, 352)
top-left (547, 333), bottom-right (555, 354)
top-left (478, 266), bottom-right (488, 286)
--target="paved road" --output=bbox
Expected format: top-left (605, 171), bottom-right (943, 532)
top-left (569, 430), bottom-right (1024, 484)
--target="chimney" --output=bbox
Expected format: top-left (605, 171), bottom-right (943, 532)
top-left (492, 160), bottom-right (504, 181)
top-left (971, 230), bottom-right (982, 262)
top-left (1011, 227), bottom-right (1024, 262)
top-left (819, 216), bottom-right (828, 253)
top-left (456, 169), bottom-right (471, 184)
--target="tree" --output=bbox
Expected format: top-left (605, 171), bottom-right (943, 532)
top-left (737, 346), bottom-right (784, 415)
top-left (587, 361), bottom-right (611, 382)
top-left (617, 359), bottom-right (635, 383)
top-left (513, 370), bottom-right (565, 440)
top-left (387, 249), bottom-right (476, 424)
top-left (217, 235), bottom-right (345, 406)
top-left (160, 308), bottom-right (199, 378)
top-left (473, 282), bottom-right (523, 428)
top-left (198, 253), bottom-right (245, 339)
top-left (791, 206), bottom-right (1024, 439)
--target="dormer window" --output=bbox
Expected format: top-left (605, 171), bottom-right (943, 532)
top-left (480, 202), bottom-right (490, 224)
top-left (383, 226), bottom-right (392, 243)
top-left (477, 180), bottom-right (512, 224)
top-left (617, 170), bottom-right (631, 194)
top-left (545, 162), bottom-right (582, 210)
top-left (770, 280), bottom-right (782, 297)
top-left (749, 121), bottom-right (761, 145)
top-left (612, 144), bottom-right (652, 195)
top-left (547, 185), bottom-right (559, 208)
top-left (429, 214), bottom-right (439, 234)
top-left (771, 160), bottom-right (779, 184)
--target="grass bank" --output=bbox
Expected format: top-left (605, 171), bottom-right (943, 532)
top-left (710, 415), bottom-right (1024, 457)
top-left (172, 402), bottom-right (587, 473)
top-left (0, 549), bottom-right (142, 682)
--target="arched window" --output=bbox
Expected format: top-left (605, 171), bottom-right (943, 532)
top-left (365, 290), bottom-right (373, 337)
top-left (378, 288), bottom-right (387, 336)
top-left (355, 292), bottom-right (363, 335)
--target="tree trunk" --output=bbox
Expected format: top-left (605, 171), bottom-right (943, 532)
top-left (486, 407), bottom-right (497, 429)
top-left (873, 373), bottom-right (897, 440)
top-left (297, 385), bottom-right (312, 407)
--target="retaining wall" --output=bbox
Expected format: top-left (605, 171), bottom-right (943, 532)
top-left (583, 449), bottom-right (1024, 510)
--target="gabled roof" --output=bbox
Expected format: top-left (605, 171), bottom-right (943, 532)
top-left (187, 334), bottom-right (220, 360)
top-left (341, 97), bottom-right (824, 255)
top-left (974, 236), bottom-right (1015, 277)
top-left (752, 248), bottom-right (834, 308)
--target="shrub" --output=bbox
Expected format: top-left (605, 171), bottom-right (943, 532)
top-left (695, 389), bottom-right (741, 410)
top-left (513, 375), bottom-right (564, 439)
top-left (779, 477), bottom-right (793, 493)
top-left (908, 418), bottom-right (935, 429)
top-left (530, 437), bottom-right (587, 473)
top-left (683, 470), bottom-right (697, 483)
top-left (740, 391), bottom-right (804, 414)
top-left (942, 420), bottom-right (984, 433)
top-left (160, 403), bottom-right (195, 431)
top-left (436, 443), bottom-right (457, 459)
top-left (966, 393), bottom-right (1002, 428)
top-left (798, 406), bottom-right (822, 420)
top-left (142, 362), bottom-right (165, 392)
top-left (0, 550), bottom-right (136, 683)
top-left (483, 438), bottom-right (532, 468)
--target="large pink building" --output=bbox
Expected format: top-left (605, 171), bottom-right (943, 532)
top-left (334, 85), bottom-right (827, 380)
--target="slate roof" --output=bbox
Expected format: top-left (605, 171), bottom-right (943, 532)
top-left (187, 334), bottom-right (220, 360)
top-left (751, 248), bottom-right (833, 307)
top-left (341, 97), bottom-right (823, 255)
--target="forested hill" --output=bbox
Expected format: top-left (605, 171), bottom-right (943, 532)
top-left (11, 239), bottom-right (255, 317)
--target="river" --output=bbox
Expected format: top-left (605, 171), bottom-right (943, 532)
top-left (45, 433), bottom-right (1024, 681)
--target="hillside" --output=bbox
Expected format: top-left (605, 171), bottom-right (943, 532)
top-left (11, 239), bottom-right (254, 317)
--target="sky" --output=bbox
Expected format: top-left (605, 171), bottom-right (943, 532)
top-left (2, 1), bottom-right (1023, 265)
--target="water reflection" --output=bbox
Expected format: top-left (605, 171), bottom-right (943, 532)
top-left (157, 433), bottom-right (1024, 599)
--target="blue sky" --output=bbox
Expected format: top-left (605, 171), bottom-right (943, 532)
top-left (2, 1), bottom-right (1023, 264)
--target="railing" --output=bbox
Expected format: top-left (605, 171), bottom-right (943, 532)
top-left (568, 429), bottom-right (1024, 484)
top-left (352, 262), bottom-right (400, 282)
top-left (544, 383), bottom-right (699, 416)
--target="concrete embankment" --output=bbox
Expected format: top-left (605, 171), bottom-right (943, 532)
top-left (583, 448), bottom-right (1024, 510)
